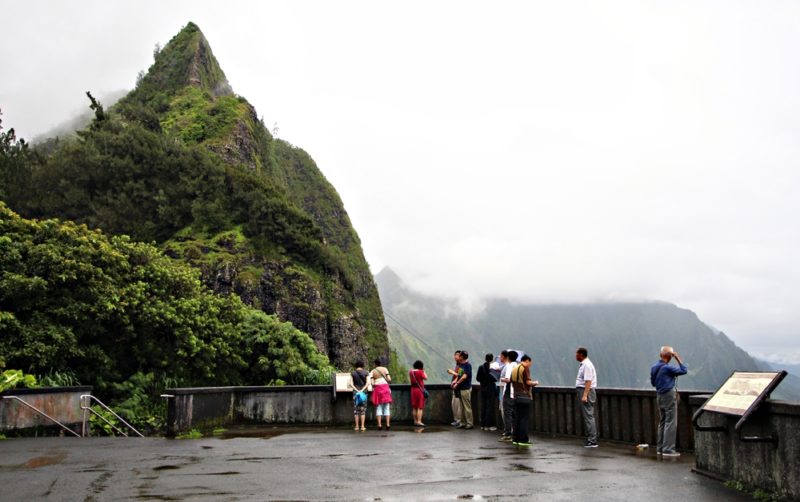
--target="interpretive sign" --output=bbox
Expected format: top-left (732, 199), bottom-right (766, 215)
top-left (701, 371), bottom-right (785, 416)
top-left (334, 372), bottom-right (352, 393)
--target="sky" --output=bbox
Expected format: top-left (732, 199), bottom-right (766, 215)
top-left (2, 1), bottom-right (800, 363)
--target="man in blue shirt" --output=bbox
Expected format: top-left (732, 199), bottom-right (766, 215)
top-left (451, 351), bottom-right (474, 429)
top-left (650, 346), bottom-right (688, 457)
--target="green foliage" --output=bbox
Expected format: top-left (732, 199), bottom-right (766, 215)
top-left (0, 110), bottom-right (36, 211)
top-left (1, 21), bottom-right (391, 403)
top-left (161, 87), bottom-right (246, 145)
top-left (37, 369), bottom-right (80, 387)
top-left (1, 369), bottom-right (37, 392)
top-left (0, 205), bottom-right (334, 431)
top-left (89, 404), bottom-right (120, 436)
top-left (175, 428), bottom-right (203, 439)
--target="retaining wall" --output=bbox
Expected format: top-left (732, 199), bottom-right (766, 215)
top-left (690, 395), bottom-right (800, 500)
top-left (166, 383), bottom-right (704, 450)
top-left (0, 386), bottom-right (92, 434)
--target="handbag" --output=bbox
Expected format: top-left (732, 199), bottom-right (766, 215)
top-left (411, 370), bottom-right (429, 399)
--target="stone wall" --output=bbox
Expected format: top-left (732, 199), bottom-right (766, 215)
top-left (690, 395), bottom-right (800, 500)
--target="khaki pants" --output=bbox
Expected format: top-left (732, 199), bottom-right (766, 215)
top-left (451, 390), bottom-right (462, 423)
top-left (458, 388), bottom-right (473, 427)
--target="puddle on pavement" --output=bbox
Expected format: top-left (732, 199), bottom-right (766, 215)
top-left (509, 463), bottom-right (545, 474)
top-left (153, 465), bottom-right (181, 471)
top-left (212, 424), bottom-right (451, 440)
top-left (20, 452), bottom-right (67, 469)
top-left (456, 456), bottom-right (497, 462)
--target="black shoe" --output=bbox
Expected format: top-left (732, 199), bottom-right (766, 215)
top-left (386, 425), bottom-right (391, 431)
top-left (583, 441), bottom-right (599, 448)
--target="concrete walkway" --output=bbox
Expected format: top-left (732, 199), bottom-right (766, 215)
top-left (0, 426), bottom-right (752, 501)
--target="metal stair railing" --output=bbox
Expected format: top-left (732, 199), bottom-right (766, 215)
top-left (80, 394), bottom-right (144, 437)
top-left (1, 395), bottom-right (81, 437)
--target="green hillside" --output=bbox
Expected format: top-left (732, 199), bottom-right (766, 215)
top-left (0, 202), bottom-right (332, 431)
top-left (377, 267), bottom-right (800, 400)
top-left (0, 22), bottom-right (392, 370)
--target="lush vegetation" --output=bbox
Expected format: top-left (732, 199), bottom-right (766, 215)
top-left (0, 22), bottom-right (395, 432)
top-left (0, 203), bottom-right (333, 431)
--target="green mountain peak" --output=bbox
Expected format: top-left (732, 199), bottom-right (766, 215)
top-left (137, 22), bottom-right (233, 96)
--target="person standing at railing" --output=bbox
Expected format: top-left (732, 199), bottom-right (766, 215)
top-left (651, 346), bottom-right (688, 458)
top-left (409, 360), bottom-right (428, 427)
top-left (575, 347), bottom-right (598, 448)
top-left (370, 358), bottom-right (393, 431)
top-left (477, 353), bottom-right (498, 431)
top-left (498, 350), bottom-right (518, 442)
top-left (447, 350), bottom-right (463, 427)
top-left (451, 351), bottom-right (474, 429)
top-left (348, 360), bottom-right (370, 431)
top-left (511, 354), bottom-right (539, 446)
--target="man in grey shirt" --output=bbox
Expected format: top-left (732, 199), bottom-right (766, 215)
top-left (575, 347), bottom-right (598, 448)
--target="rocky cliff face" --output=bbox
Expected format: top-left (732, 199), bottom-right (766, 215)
top-left (136, 23), bottom-right (390, 368)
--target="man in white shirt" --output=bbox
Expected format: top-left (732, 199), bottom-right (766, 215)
top-left (575, 347), bottom-right (598, 448)
top-left (498, 350), bottom-right (518, 442)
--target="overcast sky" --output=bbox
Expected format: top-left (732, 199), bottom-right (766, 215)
top-left (3, 1), bottom-right (800, 363)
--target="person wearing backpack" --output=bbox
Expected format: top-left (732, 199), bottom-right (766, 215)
top-left (409, 360), bottom-right (428, 427)
top-left (650, 346), bottom-right (688, 457)
top-left (348, 360), bottom-right (370, 431)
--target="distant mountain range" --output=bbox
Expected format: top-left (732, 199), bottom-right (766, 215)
top-left (376, 267), bottom-right (800, 400)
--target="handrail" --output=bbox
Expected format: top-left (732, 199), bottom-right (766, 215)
top-left (2, 395), bottom-right (81, 437)
top-left (80, 395), bottom-right (144, 437)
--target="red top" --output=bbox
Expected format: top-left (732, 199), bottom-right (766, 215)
top-left (409, 369), bottom-right (427, 409)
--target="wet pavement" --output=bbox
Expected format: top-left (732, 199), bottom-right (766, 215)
top-left (0, 426), bottom-right (753, 501)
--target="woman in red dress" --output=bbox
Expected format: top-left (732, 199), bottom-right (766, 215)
top-left (409, 360), bottom-right (428, 427)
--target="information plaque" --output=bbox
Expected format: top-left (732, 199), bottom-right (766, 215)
top-left (701, 371), bottom-right (784, 416)
top-left (693, 370), bottom-right (787, 443)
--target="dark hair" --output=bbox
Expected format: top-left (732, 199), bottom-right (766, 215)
top-left (374, 357), bottom-right (383, 366)
top-left (460, 351), bottom-right (469, 361)
top-left (354, 360), bottom-right (364, 368)
top-left (520, 354), bottom-right (532, 362)
top-left (453, 350), bottom-right (462, 356)
top-left (413, 360), bottom-right (424, 370)
top-left (576, 347), bottom-right (588, 357)
top-left (485, 353), bottom-right (494, 363)
top-left (507, 350), bottom-right (519, 361)
top-left (500, 350), bottom-right (509, 358)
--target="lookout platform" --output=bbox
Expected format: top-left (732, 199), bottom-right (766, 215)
top-left (0, 426), bottom-right (751, 501)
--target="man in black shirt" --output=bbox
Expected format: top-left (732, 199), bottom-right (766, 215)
top-left (476, 353), bottom-right (497, 430)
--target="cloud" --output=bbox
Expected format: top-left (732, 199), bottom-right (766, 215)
top-left (3, 1), bottom-right (799, 358)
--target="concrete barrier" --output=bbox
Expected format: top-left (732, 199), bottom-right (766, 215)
top-left (166, 383), bottom-right (704, 450)
top-left (0, 386), bottom-right (92, 435)
top-left (532, 386), bottom-right (708, 450)
top-left (690, 395), bottom-right (800, 500)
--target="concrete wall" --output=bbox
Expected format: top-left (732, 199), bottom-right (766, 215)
top-left (166, 384), bottom-right (477, 434)
top-left (0, 386), bottom-right (91, 433)
top-left (690, 395), bottom-right (800, 500)
top-left (166, 383), bottom-right (702, 451)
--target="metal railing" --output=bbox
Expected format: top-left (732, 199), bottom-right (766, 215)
top-left (1, 395), bottom-right (81, 437)
top-left (80, 394), bottom-right (144, 437)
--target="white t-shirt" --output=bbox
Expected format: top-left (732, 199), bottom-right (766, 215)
top-left (501, 361), bottom-right (518, 398)
top-left (575, 358), bottom-right (597, 389)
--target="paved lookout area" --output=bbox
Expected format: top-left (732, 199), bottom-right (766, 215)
top-left (0, 427), bottom-right (751, 501)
